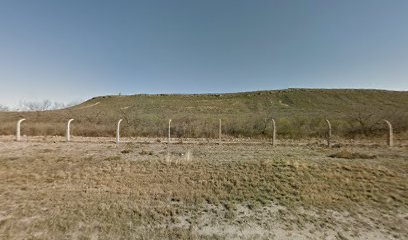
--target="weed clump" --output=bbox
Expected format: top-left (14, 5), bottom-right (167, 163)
top-left (104, 155), bottom-right (121, 161)
top-left (328, 150), bottom-right (376, 159)
top-left (140, 149), bottom-right (153, 155)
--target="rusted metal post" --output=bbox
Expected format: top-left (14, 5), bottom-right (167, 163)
top-left (326, 119), bottom-right (332, 147)
top-left (66, 119), bottom-right (74, 142)
top-left (116, 119), bottom-right (123, 144)
top-left (384, 120), bottom-right (393, 147)
top-left (16, 119), bottom-right (26, 141)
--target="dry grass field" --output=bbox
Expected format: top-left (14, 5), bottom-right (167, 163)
top-left (0, 136), bottom-right (407, 239)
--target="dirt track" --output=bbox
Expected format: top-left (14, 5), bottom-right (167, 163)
top-left (0, 136), bottom-right (407, 239)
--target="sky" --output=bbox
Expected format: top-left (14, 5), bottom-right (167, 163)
top-left (0, 0), bottom-right (407, 107)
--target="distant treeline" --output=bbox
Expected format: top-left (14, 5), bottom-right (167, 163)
top-left (0, 100), bottom-right (81, 112)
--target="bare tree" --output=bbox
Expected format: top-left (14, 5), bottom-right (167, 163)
top-left (345, 108), bottom-right (404, 137)
top-left (17, 100), bottom-right (80, 111)
top-left (0, 105), bottom-right (9, 112)
top-left (52, 102), bottom-right (66, 110)
top-left (19, 100), bottom-right (52, 111)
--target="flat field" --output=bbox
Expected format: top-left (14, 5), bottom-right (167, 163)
top-left (0, 137), bottom-right (407, 239)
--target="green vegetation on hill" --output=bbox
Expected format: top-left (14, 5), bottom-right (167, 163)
top-left (0, 89), bottom-right (407, 139)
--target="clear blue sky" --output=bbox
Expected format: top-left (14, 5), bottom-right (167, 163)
top-left (1, 0), bottom-right (407, 106)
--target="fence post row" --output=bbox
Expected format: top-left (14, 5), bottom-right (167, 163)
top-left (325, 119), bottom-right (332, 148)
top-left (116, 119), bottom-right (123, 144)
top-left (16, 118), bottom-right (26, 141)
top-left (271, 119), bottom-right (276, 146)
top-left (384, 120), bottom-right (393, 147)
top-left (66, 119), bottom-right (74, 142)
top-left (10, 118), bottom-right (399, 147)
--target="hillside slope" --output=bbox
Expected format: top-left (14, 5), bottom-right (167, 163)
top-left (1, 89), bottom-right (407, 138)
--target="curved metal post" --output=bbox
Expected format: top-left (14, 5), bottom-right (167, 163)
top-left (16, 119), bottom-right (26, 141)
top-left (271, 119), bottom-right (276, 146)
top-left (384, 120), bottom-right (393, 147)
top-left (168, 119), bottom-right (172, 144)
top-left (116, 119), bottom-right (123, 144)
top-left (66, 119), bottom-right (74, 142)
top-left (219, 119), bottom-right (222, 144)
top-left (325, 119), bottom-right (332, 148)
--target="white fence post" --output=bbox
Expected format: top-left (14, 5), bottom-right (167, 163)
top-left (384, 120), bottom-right (393, 147)
top-left (168, 119), bottom-right (172, 144)
top-left (16, 119), bottom-right (26, 141)
top-left (66, 119), bottom-right (74, 142)
top-left (219, 119), bottom-right (222, 144)
top-left (116, 119), bottom-right (123, 144)
top-left (271, 119), bottom-right (276, 146)
top-left (325, 119), bottom-right (332, 148)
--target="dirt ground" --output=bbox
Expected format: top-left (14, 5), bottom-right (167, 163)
top-left (0, 136), bottom-right (407, 239)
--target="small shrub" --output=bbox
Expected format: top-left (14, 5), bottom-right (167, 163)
top-left (104, 155), bottom-right (121, 161)
top-left (328, 150), bottom-right (376, 159)
top-left (140, 150), bottom-right (153, 155)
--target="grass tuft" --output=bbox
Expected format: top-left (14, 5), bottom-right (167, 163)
top-left (328, 150), bottom-right (376, 159)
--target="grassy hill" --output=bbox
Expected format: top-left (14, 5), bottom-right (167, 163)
top-left (1, 88), bottom-right (407, 139)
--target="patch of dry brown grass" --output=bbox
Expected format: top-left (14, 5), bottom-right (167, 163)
top-left (328, 150), bottom-right (376, 159)
top-left (0, 140), bottom-right (407, 239)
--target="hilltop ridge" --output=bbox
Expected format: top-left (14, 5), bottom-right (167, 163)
top-left (0, 89), bottom-right (407, 138)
